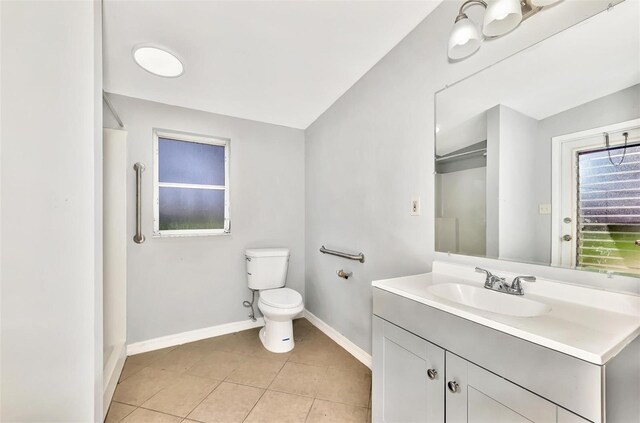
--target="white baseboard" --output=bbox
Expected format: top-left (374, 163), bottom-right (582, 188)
top-left (304, 310), bottom-right (372, 369)
top-left (126, 318), bottom-right (265, 356)
top-left (125, 311), bottom-right (372, 371)
top-left (103, 342), bottom-right (126, 418)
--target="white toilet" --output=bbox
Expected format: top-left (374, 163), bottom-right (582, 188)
top-left (246, 248), bottom-right (303, 353)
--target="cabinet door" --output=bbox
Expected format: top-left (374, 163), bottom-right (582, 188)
top-left (445, 352), bottom-right (557, 423)
top-left (372, 316), bottom-right (445, 423)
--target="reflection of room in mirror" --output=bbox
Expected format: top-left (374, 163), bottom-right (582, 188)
top-left (435, 141), bottom-right (487, 256)
top-left (434, 1), bottom-right (640, 277)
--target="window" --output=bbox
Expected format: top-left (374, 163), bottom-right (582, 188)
top-left (153, 129), bottom-right (229, 236)
top-left (576, 142), bottom-right (640, 275)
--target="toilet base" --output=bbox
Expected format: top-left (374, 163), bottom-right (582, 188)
top-left (259, 319), bottom-right (295, 353)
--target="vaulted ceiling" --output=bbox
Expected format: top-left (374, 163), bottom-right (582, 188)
top-left (103, 0), bottom-right (443, 129)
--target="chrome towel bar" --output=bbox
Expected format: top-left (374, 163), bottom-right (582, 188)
top-left (319, 245), bottom-right (365, 263)
top-left (133, 162), bottom-right (145, 244)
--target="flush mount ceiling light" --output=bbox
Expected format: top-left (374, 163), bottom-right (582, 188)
top-left (448, 0), bottom-right (564, 60)
top-left (133, 46), bottom-right (184, 78)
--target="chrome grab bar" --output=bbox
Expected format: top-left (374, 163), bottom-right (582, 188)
top-left (319, 245), bottom-right (365, 263)
top-left (133, 162), bottom-right (145, 244)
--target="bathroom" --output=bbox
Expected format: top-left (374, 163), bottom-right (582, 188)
top-left (1, 0), bottom-right (639, 422)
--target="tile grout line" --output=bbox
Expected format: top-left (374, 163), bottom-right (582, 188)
top-left (118, 354), bottom-right (224, 422)
top-left (176, 377), bottom-right (224, 422)
top-left (106, 401), bottom-right (137, 423)
top-left (241, 384), bottom-right (269, 423)
top-left (303, 398), bottom-right (317, 423)
top-left (137, 405), bottom-right (190, 420)
top-left (183, 378), bottom-right (246, 422)
top-left (239, 355), bottom-right (313, 423)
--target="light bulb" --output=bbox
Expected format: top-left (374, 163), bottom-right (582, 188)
top-left (448, 15), bottom-right (483, 60)
top-left (483, 0), bottom-right (523, 37)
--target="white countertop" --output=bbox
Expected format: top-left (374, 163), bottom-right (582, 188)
top-left (372, 262), bottom-right (640, 365)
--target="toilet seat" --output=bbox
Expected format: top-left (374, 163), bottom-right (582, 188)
top-left (259, 288), bottom-right (302, 309)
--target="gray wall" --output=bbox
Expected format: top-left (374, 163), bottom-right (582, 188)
top-left (304, 1), bottom-right (617, 353)
top-left (1, 1), bottom-right (103, 420)
top-left (104, 94), bottom-right (305, 344)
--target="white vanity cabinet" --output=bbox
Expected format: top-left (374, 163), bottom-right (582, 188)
top-left (371, 278), bottom-right (640, 423)
top-left (373, 316), bottom-right (590, 423)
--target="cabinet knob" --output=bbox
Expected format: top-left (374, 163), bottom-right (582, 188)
top-left (447, 380), bottom-right (460, 393)
top-left (426, 368), bottom-right (438, 380)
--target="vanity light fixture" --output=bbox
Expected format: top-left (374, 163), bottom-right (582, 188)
top-left (448, 0), bottom-right (563, 60)
top-left (133, 46), bottom-right (184, 78)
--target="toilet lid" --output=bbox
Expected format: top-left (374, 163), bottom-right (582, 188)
top-left (260, 288), bottom-right (302, 309)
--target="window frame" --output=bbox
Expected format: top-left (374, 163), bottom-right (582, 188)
top-left (551, 118), bottom-right (640, 269)
top-left (152, 128), bottom-right (230, 237)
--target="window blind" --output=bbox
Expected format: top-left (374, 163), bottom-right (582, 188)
top-left (577, 143), bottom-right (640, 275)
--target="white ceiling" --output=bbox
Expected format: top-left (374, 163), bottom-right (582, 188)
top-left (436, 0), bottom-right (640, 154)
top-left (103, 0), bottom-right (443, 129)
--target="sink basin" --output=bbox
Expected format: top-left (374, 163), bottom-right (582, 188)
top-left (428, 283), bottom-right (551, 317)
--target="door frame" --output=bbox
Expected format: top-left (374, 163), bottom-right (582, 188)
top-left (551, 118), bottom-right (640, 267)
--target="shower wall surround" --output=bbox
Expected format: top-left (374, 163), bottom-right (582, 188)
top-left (104, 94), bottom-right (305, 344)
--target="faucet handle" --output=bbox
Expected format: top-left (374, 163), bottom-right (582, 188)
top-left (510, 275), bottom-right (536, 294)
top-left (476, 267), bottom-right (502, 288)
top-left (475, 267), bottom-right (493, 277)
top-left (514, 275), bottom-right (536, 282)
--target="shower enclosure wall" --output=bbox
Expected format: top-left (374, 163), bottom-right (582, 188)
top-left (103, 128), bottom-right (128, 413)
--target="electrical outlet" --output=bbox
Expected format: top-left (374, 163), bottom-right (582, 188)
top-left (539, 204), bottom-right (551, 215)
top-left (411, 197), bottom-right (421, 216)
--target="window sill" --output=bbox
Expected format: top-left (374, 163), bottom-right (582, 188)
top-left (152, 230), bottom-right (231, 238)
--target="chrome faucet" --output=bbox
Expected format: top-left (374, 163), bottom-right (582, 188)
top-left (509, 275), bottom-right (536, 295)
top-left (475, 267), bottom-right (506, 289)
top-left (475, 267), bottom-right (536, 296)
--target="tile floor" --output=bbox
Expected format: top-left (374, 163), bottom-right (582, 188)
top-left (106, 319), bottom-right (372, 423)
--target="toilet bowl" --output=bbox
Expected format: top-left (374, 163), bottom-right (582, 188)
top-left (257, 287), bottom-right (304, 353)
top-left (245, 248), bottom-right (304, 353)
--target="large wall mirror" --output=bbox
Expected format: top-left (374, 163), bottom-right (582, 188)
top-left (435, 2), bottom-right (640, 277)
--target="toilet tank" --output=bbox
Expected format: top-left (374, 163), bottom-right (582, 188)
top-left (246, 248), bottom-right (290, 290)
